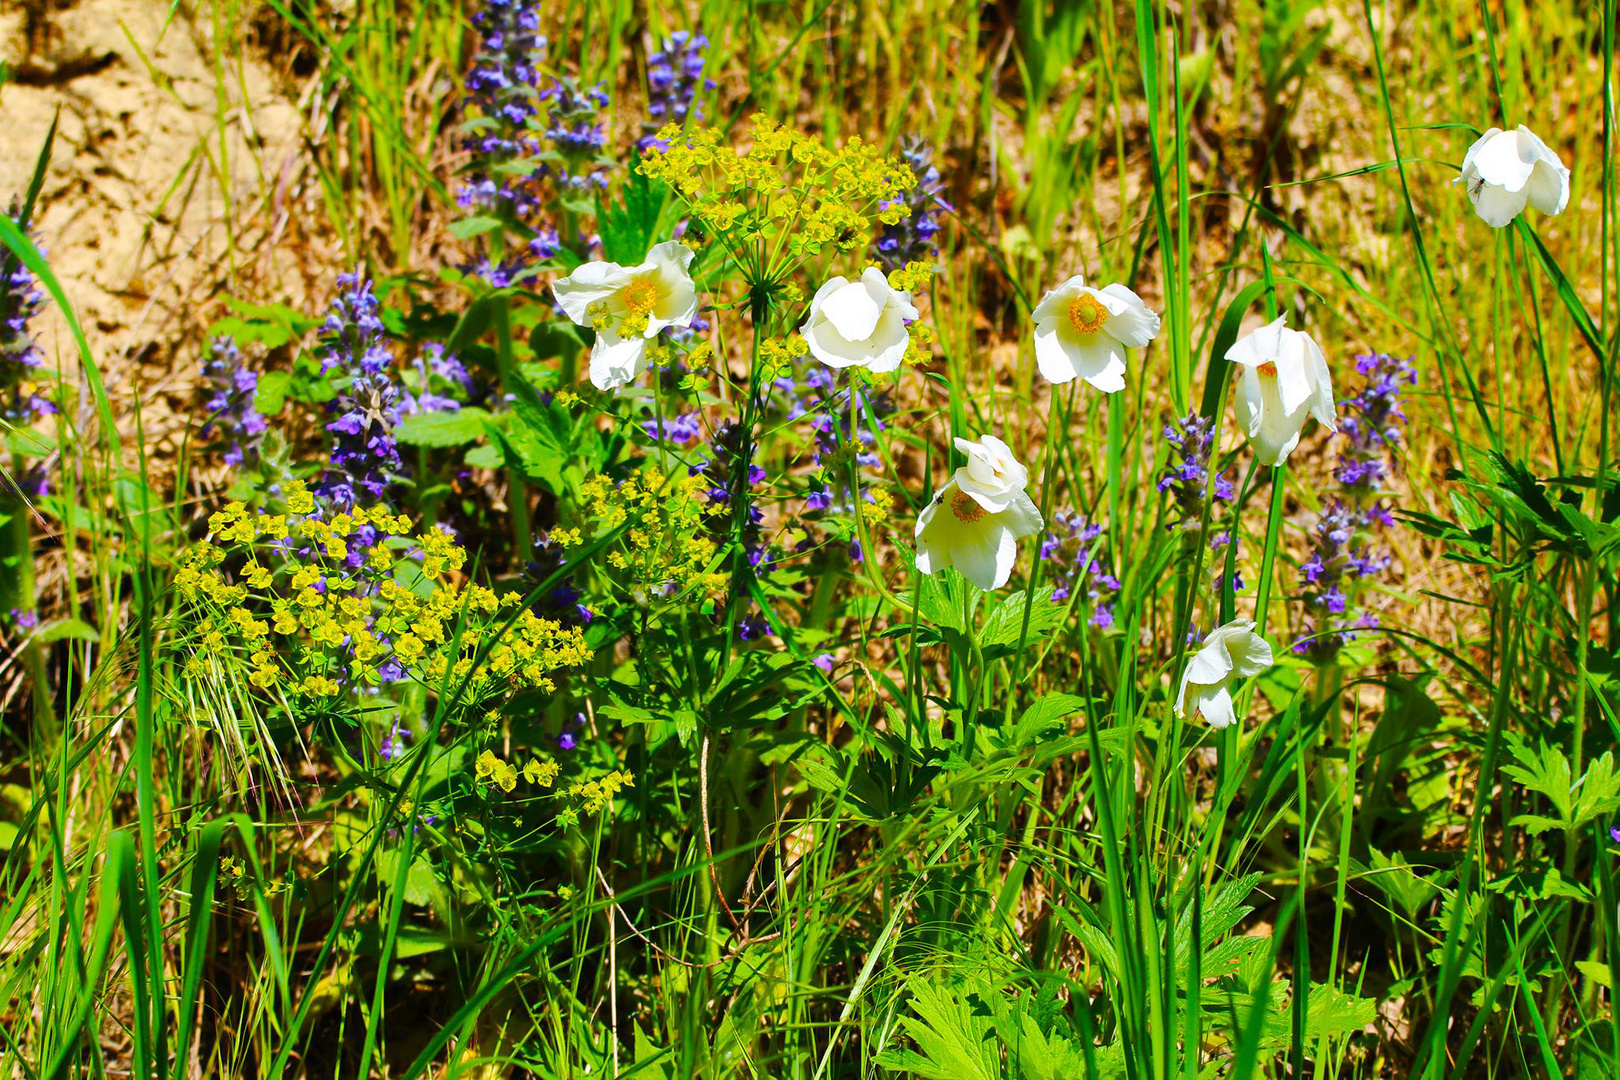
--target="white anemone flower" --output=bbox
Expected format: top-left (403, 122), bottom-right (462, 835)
top-left (1454, 125), bottom-right (1570, 229)
top-left (553, 241), bottom-right (699, 390)
top-left (1031, 274), bottom-right (1161, 392)
top-left (1175, 619), bottom-right (1274, 730)
top-left (914, 435), bottom-right (1043, 591)
top-left (799, 267), bottom-right (919, 373)
top-left (1224, 315), bottom-right (1336, 467)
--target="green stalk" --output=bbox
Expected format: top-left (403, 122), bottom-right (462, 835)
top-left (493, 297), bottom-right (533, 558)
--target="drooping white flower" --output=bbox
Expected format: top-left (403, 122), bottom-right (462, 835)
top-left (553, 241), bottom-right (699, 390)
top-left (1175, 619), bottom-right (1274, 729)
top-left (1031, 274), bottom-right (1160, 392)
top-left (1225, 315), bottom-right (1336, 467)
top-left (1454, 125), bottom-right (1570, 229)
top-left (799, 267), bottom-right (918, 373)
top-left (914, 435), bottom-right (1043, 591)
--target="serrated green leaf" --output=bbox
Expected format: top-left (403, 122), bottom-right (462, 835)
top-left (254, 370), bottom-right (291, 415)
top-left (448, 216), bottom-right (504, 241)
top-left (395, 407), bottom-right (491, 448)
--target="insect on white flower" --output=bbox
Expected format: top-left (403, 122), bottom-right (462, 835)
top-left (914, 435), bottom-right (1043, 591)
top-left (1225, 315), bottom-right (1336, 467)
top-left (1175, 619), bottom-right (1274, 729)
top-left (799, 267), bottom-right (919, 373)
top-left (1030, 274), bottom-right (1161, 392)
top-left (553, 241), bottom-right (700, 390)
top-left (1454, 125), bottom-right (1570, 229)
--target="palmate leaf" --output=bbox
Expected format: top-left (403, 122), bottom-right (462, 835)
top-left (980, 586), bottom-right (1065, 650)
top-left (598, 165), bottom-right (675, 266)
top-left (876, 976), bottom-right (1001, 1080)
top-left (877, 976), bottom-right (1092, 1080)
top-left (1502, 734), bottom-right (1620, 835)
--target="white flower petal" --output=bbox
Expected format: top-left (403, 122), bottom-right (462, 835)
top-left (1274, 349), bottom-right (1313, 416)
top-left (863, 311), bottom-right (911, 374)
top-left (1081, 340), bottom-right (1128, 394)
top-left (802, 317), bottom-right (875, 368)
top-left (1033, 324), bottom-right (1083, 383)
top-left (1031, 275), bottom-right (1085, 323)
top-left (1470, 181), bottom-right (1530, 229)
top-left (1524, 157), bottom-right (1570, 216)
top-left (1226, 630), bottom-right (1274, 679)
top-left (821, 278), bottom-right (886, 342)
top-left (1195, 683), bottom-right (1238, 729)
top-left (554, 261), bottom-right (632, 325)
top-left (1305, 334), bottom-right (1338, 430)
top-left (1458, 128), bottom-right (1501, 182)
top-left (1224, 315), bottom-right (1289, 367)
top-left (1098, 282), bottom-right (1161, 348)
top-left (1184, 637), bottom-right (1235, 689)
top-left (588, 332), bottom-right (649, 390)
top-left (1471, 127), bottom-right (1539, 193)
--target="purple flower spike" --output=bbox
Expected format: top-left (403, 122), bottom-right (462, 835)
top-left (314, 272), bottom-right (404, 509)
top-left (640, 32), bottom-right (714, 151)
top-left (1039, 509), bottom-right (1121, 625)
top-left (2, 203), bottom-right (54, 426)
top-left (199, 337), bottom-right (265, 468)
top-left (877, 137), bottom-right (950, 270)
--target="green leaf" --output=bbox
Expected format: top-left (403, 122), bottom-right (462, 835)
top-left (876, 976), bottom-right (1000, 1080)
top-left (598, 167), bottom-right (673, 265)
top-left (980, 587), bottom-right (1064, 648)
top-left (395, 407), bottom-right (491, 448)
top-left (254, 370), bottom-right (292, 415)
top-left (448, 216), bottom-right (504, 241)
top-left (34, 617), bottom-right (98, 643)
top-left (464, 443), bottom-right (503, 469)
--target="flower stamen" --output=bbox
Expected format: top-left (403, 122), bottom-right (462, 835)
top-left (1067, 293), bottom-right (1108, 337)
top-left (620, 278), bottom-right (660, 316)
top-left (949, 490), bottom-right (987, 523)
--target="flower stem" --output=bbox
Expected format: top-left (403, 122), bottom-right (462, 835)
top-left (493, 297), bottom-right (533, 559)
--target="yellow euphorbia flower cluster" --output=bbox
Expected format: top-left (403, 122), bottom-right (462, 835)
top-left (476, 749), bottom-right (560, 793)
top-left (568, 769), bottom-right (634, 813)
top-left (176, 492), bottom-right (591, 708)
top-left (638, 114), bottom-right (916, 262)
top-left (571, 467), bottom-right (730, 601)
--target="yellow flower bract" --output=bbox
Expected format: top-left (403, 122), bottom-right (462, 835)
top-left (178, 502), bottom-right (591, 709)
top-left (639, 114), bottom-right (918, 263)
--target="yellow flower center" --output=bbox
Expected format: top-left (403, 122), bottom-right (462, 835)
top-left (1067, 293), bottom-right (1108, 337)
top-left (1257, 361), bottom-right (1278, 378)
top-left (949, 490), bottom-right (987, 523)
top-left (620, 278), bottom-right (660, 316)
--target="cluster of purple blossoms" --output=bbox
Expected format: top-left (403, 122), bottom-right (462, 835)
top-left (877, 137), bottom-right (951, 270)
top-left (199, 337), bottom-right (266, 467)
top-left (541, 78), bottom-right (612, 191)
top-left (314, 273), bottom-right (403, 509)
top-left (695, 420), bottom-right (768, 566)
top-left (643, 410), bottom-right (702, 445)
top-left (1159, 412), bottom-right (1234, 533)
top-left (523, 533), bottom-right (595, 627)
top-left (1292, 353), bottom-right (1414, 661)
top-left (381, 720), bottom-right (410, 761)
top-left (692, 421), bottom-right (779, 640)
top-left (1040, 510), bottom-right (1121, 628)
top-left (459, 0), bottom-right (547, 217)
top-left (773, 361), bottom-right (894, 563)
top-left (400, 342), bottom-right (476, 415)
top-left (2, 207), bottom-right (54, 426)
top-left (1336, 352), bottom-right (1417, 492)
top-left (639, 32), bottom-right (713, 151)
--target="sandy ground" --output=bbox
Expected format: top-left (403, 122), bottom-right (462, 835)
top-left (1, 0), bottom-right (313, 465)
